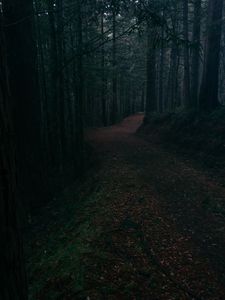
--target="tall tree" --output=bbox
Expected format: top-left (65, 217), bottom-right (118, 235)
top-left (76, 0), bottom-right (84, 173)
top-left (191, 0), bottom-right (202, 108)
top-left (34, 0), bottom-right (49, 161)
top-left (183, 0), bottom-right (191, 109)
top-left (158, 10), bottom-right (165, 114)
top-left (111, 0), bottom-right (118, 124)
top-left (47, 0), bottom-right (59, 166)
top-left (199, 0), bottom-right (224, 111)
top-left (0, 15), bottom-right (27, 300)
top-left (101, 5), bottom-right (107, 126)
top-left (56, 0), bottom-right (66, 169)
top-left (3, 0), bottom-right (41, 205)
top-left (165, 0), bottom-right (181, 112)
top-left (145, 21), bottom-right (157, 122)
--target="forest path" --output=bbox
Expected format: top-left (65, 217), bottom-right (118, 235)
top-left (84, 114), bottom-right (225, 299)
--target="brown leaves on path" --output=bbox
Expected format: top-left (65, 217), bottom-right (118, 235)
top-left (84, 114), bottom-right (225, 299)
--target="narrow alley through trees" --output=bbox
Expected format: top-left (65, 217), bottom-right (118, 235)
top-left (29, 114), bottom-right (225, 299)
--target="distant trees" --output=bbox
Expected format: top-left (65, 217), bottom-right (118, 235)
top-left (142, 0), bottom-right (225, 117)
top-left (0, 0), bottom-right (225, 295)
top-left (1, 0), bottom-right (147, 200)
top-left (1, 0), bottom-right (225, 215)
top-left (29, 0), bottom-right (145, 145)
top-left (1, 0), bottom-right (225, 297)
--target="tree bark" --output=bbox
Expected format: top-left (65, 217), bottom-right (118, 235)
top-left (111, 0), bottom-right (118, 124)
top-left (35, 0), bottom-right (50, 162)
top-left (145, 23), bottom-right (157, 122)
top-left (3, 0), bottom-right (41, 207)
top-left (158, 12), bottom-right (165, 114)
top-left (191, 0), bottom-right (202, 108)
top-left (48, 0), bottom-right (59, 166)
top-left (0, 15), bottom-right (27, 300)
top-left (183, 0), bottom-right (191, 109)
top-left (199, 0), bottom-right (224, 111)
top-left (101, 9), bottom-right (107, 126)
top-left (76, 0), bottom-right (84, 173)
top-left (56, 0), bottom-right (66, 167)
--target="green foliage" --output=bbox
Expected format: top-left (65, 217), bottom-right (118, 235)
top-left (140, 107), bottom-right (225, 159)
top-left (27, 180), bottom-right (106, 299)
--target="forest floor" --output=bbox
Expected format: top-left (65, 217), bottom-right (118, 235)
top-left (28, 114), bottom-right (225, 300)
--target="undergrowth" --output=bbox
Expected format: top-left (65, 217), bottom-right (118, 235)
top-left (26, 175), bottom-right (105, 300)
top-left (140, 107), bottom-right (225, 165)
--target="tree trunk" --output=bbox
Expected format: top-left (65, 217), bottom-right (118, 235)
top-left (69, 22), bottom-right (77, 161)
top-left (3, 0), bottom-right (41, 207)
top-left (101, 10), bottom-right (107, 126)
top-left (76, 0), bottom-right (84, 173)
top-left (158, 13), bottom-right (165, 114)
top-left (111, 1), bottom-right (118, 124)
top-left (0, 16), bottom-right (27, 300)
top-left (183, 0), bottom-right (191, 109)
top-left (191, 0), bottom-right (202, 108)
top-left (35, 0), bottom-right (50, 162)
top-left (56, 0), bottom-right (66, 168)
top-left (48, 0), bottom-right (59, 166)
top-left (166, 44), bottom-right (179, 112)
top-left (145, 23), bottom-right (157, 122)
top-left (199, 0), bottom-right (224, 111)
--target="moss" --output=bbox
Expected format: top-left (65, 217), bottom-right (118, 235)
top-left (26, 179), bottom-right (106, 300)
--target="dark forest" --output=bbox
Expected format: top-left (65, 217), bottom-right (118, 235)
top-left (1, 0), bottom-right (225, 299)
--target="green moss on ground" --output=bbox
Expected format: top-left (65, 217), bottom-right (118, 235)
top-left (26, 177), bottom-right (106, 300)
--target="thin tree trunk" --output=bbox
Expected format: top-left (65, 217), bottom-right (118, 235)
top-left (158, 12), bottom-right (165, 114)
top-left (69, 22), bottom-right (77, 161)
top-left (145, 23), bottom-right (157, 122)
top-left (56, 0), bottom-right (66, 169)
top-left (48, 0), bottom-right (59, 166)
top-left (35, 0), bottom-right (50, 161)
top-left (183, 0), bottom-right (191, 109)
top-left (111, 1), bottom-right (118, 124)
top-left (76, 0), bottom-right (84, 173)
top-left (191, 0), bottom-right (201, 108)
top-left (101, 10), bottom-right (107, 126)
top-left (167, 44), bottom-right (179, 111)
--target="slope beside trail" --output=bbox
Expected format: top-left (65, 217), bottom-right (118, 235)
top-left (84, 113), bottom-right (225, 299)
top-left (28, 114), bottom-right (225, 300)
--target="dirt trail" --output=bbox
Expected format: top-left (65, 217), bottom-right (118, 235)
top-left (85, 114), bottom-right (225, 299)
